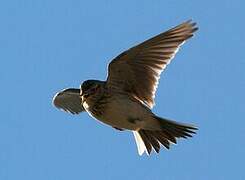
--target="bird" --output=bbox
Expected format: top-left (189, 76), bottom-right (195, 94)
top-left (53, 20), bottom-right (198, 155)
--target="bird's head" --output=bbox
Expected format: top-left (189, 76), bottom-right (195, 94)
top-left (80, 80), bottom-right (105, 100)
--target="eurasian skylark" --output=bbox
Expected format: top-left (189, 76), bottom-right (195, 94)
top-left (53, 20), bottom-right (198, 155)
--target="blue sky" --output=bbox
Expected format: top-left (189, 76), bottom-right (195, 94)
top-left (0, 0), bottom-right (244, 179)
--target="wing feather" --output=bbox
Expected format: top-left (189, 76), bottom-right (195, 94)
top-left (106, 20), bottom-right (198, 108)
top-left (52, 88), bottom-right (85, 114)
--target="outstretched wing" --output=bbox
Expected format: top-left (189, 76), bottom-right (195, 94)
top-left (52, 88), bottom-right (85, 114)
top-left (106, 20), bottom-right (198, 108)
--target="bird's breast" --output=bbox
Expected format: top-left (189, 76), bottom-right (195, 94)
top-left (83, 92), bottom-right (152, 130)
top-left (99, 94), bottom-right (152, 130)
top-left (82, 93), bottom-right (109, 119)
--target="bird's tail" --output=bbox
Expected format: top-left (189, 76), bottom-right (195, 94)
top-left (133, 116), bottom-right (197, 155)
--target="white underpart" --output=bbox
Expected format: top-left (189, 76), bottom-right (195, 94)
top-left (133, 131), bottom-right (147, 156)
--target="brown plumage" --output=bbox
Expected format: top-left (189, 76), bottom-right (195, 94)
top-left (53, 20), bottom-right (198, 155)
top-left (138, 116), bottom-right (197, 155)
top-left (107, 20), bottom-right (198, 108)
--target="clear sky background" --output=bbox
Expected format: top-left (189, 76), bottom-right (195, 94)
top-left (0, 0), bottom-right (244, 180)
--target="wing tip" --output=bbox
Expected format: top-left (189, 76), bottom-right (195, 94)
top-left (185, 19), bottom-right (199, 32)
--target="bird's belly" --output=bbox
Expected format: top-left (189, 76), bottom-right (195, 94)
top-left (98, 96), bottom-right (150, 130)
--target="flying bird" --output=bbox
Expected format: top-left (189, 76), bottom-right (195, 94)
top-left (53, 20), bottom-right (198, 155)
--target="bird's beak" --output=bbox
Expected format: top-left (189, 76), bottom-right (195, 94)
top-left (80, 90), bottom-right (84, 103)
top-left (81, 96), bottom-right (85, 104)
top-left (80, 90), bottom-right (89, 104)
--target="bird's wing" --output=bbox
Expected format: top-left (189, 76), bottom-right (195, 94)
top-left (52, 88), bottom-right (85, 114)
top-left (106, 20), bottom-right (198, 108)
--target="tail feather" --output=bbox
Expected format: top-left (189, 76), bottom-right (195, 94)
top-left (157, 117), bottom-right (197, 139)
top-left (139, 130), bottom-right (160, 153)
top-left (133, 116), bottom-right (197, 155)
top-left (151, 131), bottom-right (170, 149)
top-left (137, 131), bottom-right (152, 154)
